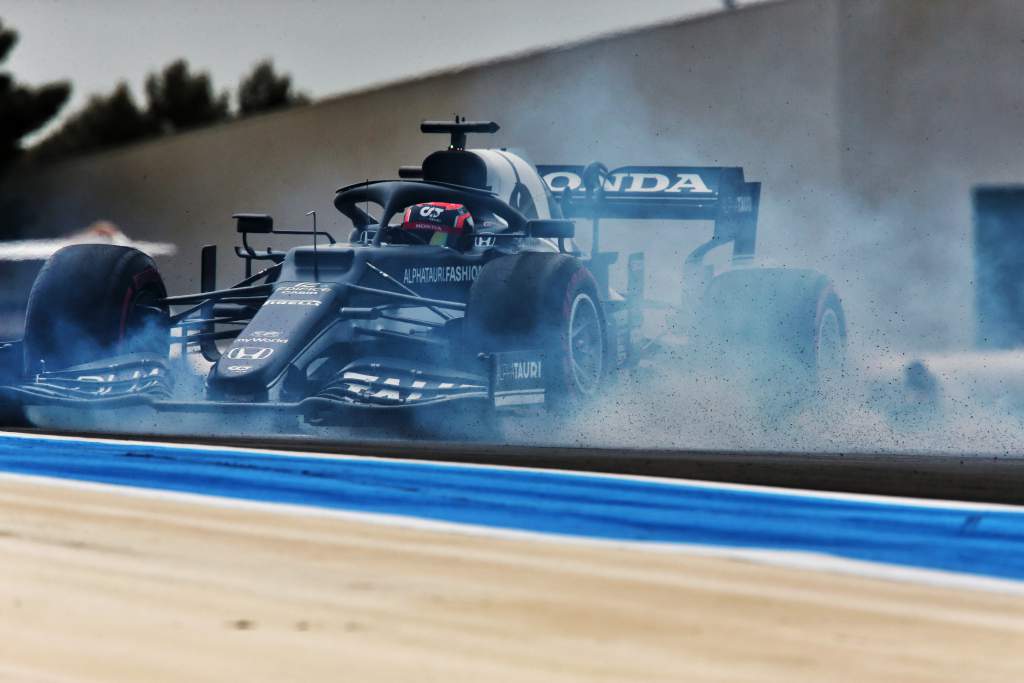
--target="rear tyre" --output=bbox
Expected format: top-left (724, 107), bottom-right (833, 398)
top-left (465, 252), bottom-right (607, 414)
top-left (696, 267), bottom-right (847, 414)
top-left (23, 245), bottom-right (169, 373)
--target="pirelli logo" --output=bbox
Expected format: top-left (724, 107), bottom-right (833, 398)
top-left (265, 299), bottom-right (321, 306)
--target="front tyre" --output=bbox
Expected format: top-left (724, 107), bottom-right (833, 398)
top-left (23, 245), bottom-right (169, 373)
top-left (465, 252), bottom-right (608, 413)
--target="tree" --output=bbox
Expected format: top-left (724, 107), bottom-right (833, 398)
top-left (237, 60), bottom-right (309, 117)
top-left (0, 19), bottom-right (71, 167)
top-left (31, 83), bottom-right (156, 161)
top-left (29, 58), bottom-right (311, 164)
top-left (145, 59), bottom-right (229, 133)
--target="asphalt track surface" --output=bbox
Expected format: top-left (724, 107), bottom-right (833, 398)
top-left (2, 430), bottom-right (1024, 587)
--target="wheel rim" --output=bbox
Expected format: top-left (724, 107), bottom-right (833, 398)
top-left (568, 293), bottom-right (603, 395)
top-left (122, 288), bottom-right (168, 355)
top-left (816, 308), bottom-right (844, 378)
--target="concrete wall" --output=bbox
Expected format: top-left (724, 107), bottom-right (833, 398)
top-left (836, 0), bottom-right (1024, 348)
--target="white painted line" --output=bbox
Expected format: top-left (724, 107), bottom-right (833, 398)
top-left (1, 469), bottom-right (1021, 596)
top-left (2, 429), bottom-right (1022, 512)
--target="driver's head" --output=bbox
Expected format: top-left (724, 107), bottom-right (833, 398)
top-left (401, 202), bottom-right (475, 250)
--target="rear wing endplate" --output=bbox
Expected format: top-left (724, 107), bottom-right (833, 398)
top-left (536, 165), bottom-right (761, 257)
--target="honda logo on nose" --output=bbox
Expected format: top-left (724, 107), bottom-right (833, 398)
top-left (225, 347), bottom-right (274, 361)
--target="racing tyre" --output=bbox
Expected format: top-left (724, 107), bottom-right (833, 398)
top-left (23, 245), bottom-right (169, 373)
top-left (0, 341), bottom-right (27, 425)
top-left (466, 252), bottom-right (608, 413)
top-left (696, 267), bottom-right (846, 414)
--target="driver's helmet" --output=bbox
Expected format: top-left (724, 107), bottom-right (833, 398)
top-left (401, 202), bottom-right (475, 250)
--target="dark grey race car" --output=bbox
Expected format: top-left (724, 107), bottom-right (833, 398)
top-left (0, 119), bottom-right (847, 436)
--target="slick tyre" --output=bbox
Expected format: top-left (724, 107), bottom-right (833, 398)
top-left (0, 344), bottom-right (26, 425)
top-left (696, 267), bottom-right (847, 414)
top-left (23, 245), bottom-right (169, 373)
top-left (466, 252), bottom-right (608, 413)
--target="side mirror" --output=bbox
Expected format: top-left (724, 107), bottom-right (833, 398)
top-left (398, 165), bottom-right (423, 178)
top-left (233, 213), bottom-right (274, 234)
top-left (527, 219), bottom-right (575, 239)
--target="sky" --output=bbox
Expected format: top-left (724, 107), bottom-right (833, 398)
top-left (3, 0), bottom-right (751, 140)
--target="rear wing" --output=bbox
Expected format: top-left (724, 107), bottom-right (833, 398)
top-left (536, 165), bottom-right (760, 257)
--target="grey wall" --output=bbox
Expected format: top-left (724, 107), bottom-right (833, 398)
top-left (835, 0), bottom-right (1024, 349)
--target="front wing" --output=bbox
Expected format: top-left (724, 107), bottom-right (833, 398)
top-left (0, 350), bottom-right (548, 418)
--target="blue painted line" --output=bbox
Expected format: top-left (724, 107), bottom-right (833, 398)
top-left (1, 433), bottom-right (1024, 582)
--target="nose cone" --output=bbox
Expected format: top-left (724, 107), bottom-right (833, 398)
top-left (206, 282), bottom-right (339, 400)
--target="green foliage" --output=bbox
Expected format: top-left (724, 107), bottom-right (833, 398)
top-left (32, 83), bottom-right (156, 161)
top-left (0, 19), bottom-right (71, 166)
top-left (238, 60), bottom-right (309, 117)
top-left (145, 59), bottom-right (230, 132)
top-left (35, 60), bottom-right (233, 161)
top-left (34, 58), bottom-right (309, 162)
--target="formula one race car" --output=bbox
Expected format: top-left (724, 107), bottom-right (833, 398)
top-left (0, 119), bottom-right (847, 436)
